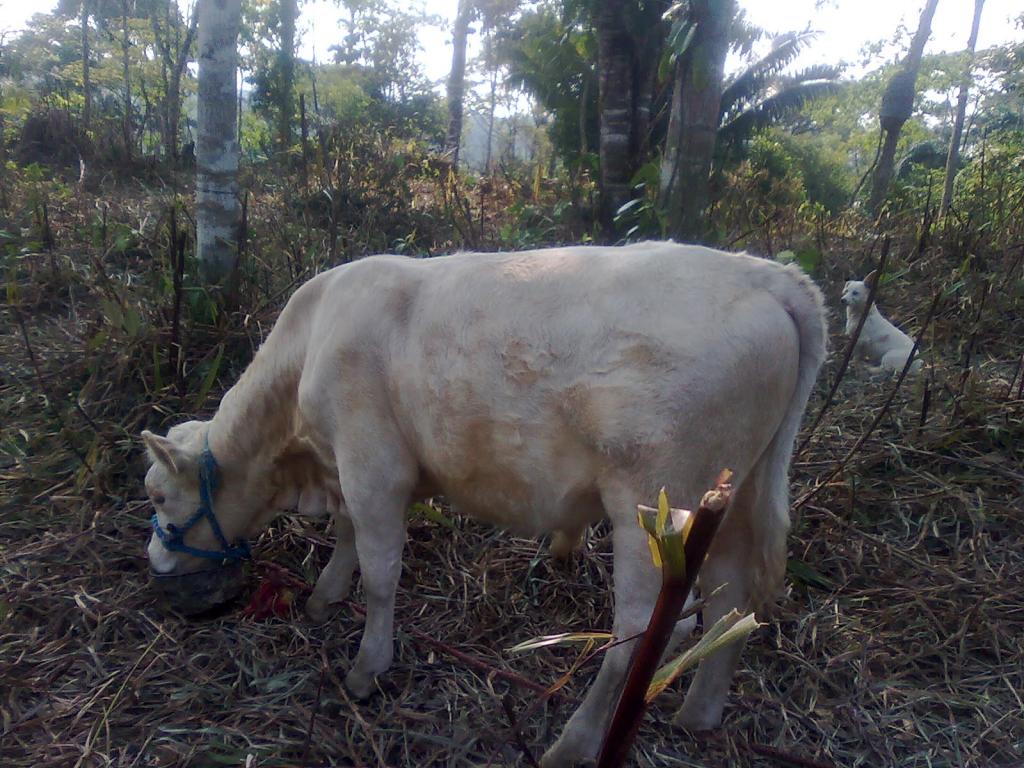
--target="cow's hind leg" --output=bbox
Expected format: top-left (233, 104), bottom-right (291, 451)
top-left (541, 483), bottom-right (671, 768)
top-left (675, 470), bottom-right (777, 730)
top-left (307, 510), bottom-right (357, 623)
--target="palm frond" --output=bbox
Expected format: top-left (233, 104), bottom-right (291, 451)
top-left (719, 79), bottom-right (844, 145)
top-left (780, 63), bottom-right (844, 86)
top-left (720, 30), bottom-right (820, 118)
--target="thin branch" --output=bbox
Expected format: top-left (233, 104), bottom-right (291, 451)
top-left (794, 286), bottom-right (944, 512)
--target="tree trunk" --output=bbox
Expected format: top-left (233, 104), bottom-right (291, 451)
top-left (595, 0), bottom-right (668, 238)
top-left (659, 0), bottom-right (734, 242)
top-left (595, 0), bottom-right (636, 235)
top-left (579, 73), bottom-right (590, 156)
top-left (868, 0), bottom-right (940, 215)
top-left (485, 66), bottom-right (497, 172)
top-left (196, 0), bottom-right (243, 291)
top-left (81, 0), bottom-right (92, 134)
top-left (122, 0), bottom-right (133, 160)
top-left (277, 0), bottom-right (297, 150)
top-left (939, 0), bottom-right (985, 219)
top-left (444, 0), bottom-right (474, 166)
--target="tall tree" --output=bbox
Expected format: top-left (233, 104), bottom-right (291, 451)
top-left (867, 0), bottom-right (940, 216)
top-left (196, 0), bottom-right (243, 290)
top-left (939, 0), bottom-right (985, 219)
top-left (152, 0), bottom-right (198, 162)
top-left (277, 0), bottom-right (297, 149)
top-left (55, 0), bottom-right (97, 133)
top-left (120, 0), bottom-right (133, 158)
top-left (444, 0), bottom-right (474, 165)
top-left (594, 0), bottom-right (666, 237)
top-left (659, 0), bottom-right (734, 241)
top-left (81, 0), bottom-right (93, 134)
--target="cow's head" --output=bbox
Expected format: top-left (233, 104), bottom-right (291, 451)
top-left (141, 421), bottom-right (330, 614)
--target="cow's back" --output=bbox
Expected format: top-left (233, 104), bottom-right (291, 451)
top-left (304, 243), bottom-right (816, 533)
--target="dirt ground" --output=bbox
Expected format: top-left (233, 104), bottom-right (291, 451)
top-left (2, 210), bottom-right (1022, 767)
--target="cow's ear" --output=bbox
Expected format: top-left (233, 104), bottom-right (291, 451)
top-left (863, 270), bottom-right (879, 287)
top-left (142, 430), bottom-right (186, 474)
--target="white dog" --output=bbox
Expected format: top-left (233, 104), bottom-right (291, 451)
top-left (841, 271), bottom-right (922, 375)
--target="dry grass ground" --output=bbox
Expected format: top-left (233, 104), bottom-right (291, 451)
top-left (1, 182), bottom-right (1022, 768)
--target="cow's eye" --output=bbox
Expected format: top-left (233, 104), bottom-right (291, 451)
top-left (153, 495), bottom-right (166, 506)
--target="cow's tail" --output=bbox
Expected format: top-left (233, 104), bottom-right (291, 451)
top-left (748, 264), bottom-right (827, 610)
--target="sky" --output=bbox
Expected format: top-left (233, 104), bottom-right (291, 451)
top-left (1, 0), bottom-right (1022, 86)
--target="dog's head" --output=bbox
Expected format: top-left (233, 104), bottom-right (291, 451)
top-left (841, 270), bottom-right (878, 309)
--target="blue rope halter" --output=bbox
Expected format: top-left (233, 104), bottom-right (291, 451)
top-left (151, 436), bottom-right (252, 563)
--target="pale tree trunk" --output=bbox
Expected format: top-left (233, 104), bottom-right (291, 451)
top-left (868, 0), bottom-right (940, 215)
top-left (939, 0), bottom-right (985, 219)
top-left (196, 0), bottom-right (243, 290)
top-left (445, 0), bottom-right (474, 166)
top-left (659, 0), bottom-right (733, 242)
top-left (277, 0), bottom-right (297, 149)
top-left (81, 0), bottom-right (92, 134)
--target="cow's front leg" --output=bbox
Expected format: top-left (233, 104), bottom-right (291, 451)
top-left (307, 510), bottom-right (357, 623)
top-left (341, 480), bottom-right (411, 700)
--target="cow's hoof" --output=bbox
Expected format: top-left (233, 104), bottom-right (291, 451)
top-left (548, 530), bottom-right (580, 561)
top-left (344, 667), bottom-right (377, 700)
top-left (539, 739), bottom-right (595, 768)
top-left (305, 595), bottom-right (331, 624)
top-left (673, 703), bottom-right (722, 732)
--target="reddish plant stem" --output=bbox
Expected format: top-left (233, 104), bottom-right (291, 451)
top-left (596, 482), bottom-right (731, 768)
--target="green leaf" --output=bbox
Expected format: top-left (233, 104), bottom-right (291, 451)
top-left (614, 198), bottom-right (644, 218)
top-left (6, 268), bottom-right (19, 305)
top-left (637, 505), bottom-right (663, 569)
top-left (787, 558), bottom-right (833, 590)
top-left (193, 344), bottom-right (224, 411)
top-left (86, 329), bottom-right (108, 352)
top-left (152, 342), bottom-right (163, 391)
top-left (410, 501), bottom-right (455, 529)
top-left (100, 298), bottom-right (124, 331)
top-left (795, 247), bottom-right (822, 274)
top-left (646, 611), bottom-right (761, 701)
top-left (122, 305), bottom-right (141, 338)
top-left (656, 487), bottom-right (670, 537)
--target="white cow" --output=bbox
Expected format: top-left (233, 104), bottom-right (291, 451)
top-left (842, 271), bottom-right (922, 375)
top-left (141, 242), bottom-right (826, 766)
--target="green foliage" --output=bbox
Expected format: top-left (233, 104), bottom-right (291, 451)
top-left (715, 130), bottom-right (825, 253)
top-left (952, 129), bottom-right (1024, 247)
top-left (614, 160), bottom-right (663, 241)
top-left (719, 31), bottom-right (843, 148)
top-left (495, 2), bottom-right (598, 168)
top-left (328, 0), bottom-right (438, 104)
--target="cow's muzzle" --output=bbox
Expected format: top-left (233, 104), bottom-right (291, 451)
top-left (150, 561), bottom-right (247, 616)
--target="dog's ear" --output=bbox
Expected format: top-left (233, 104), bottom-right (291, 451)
top-left (863, 270), bottom-right (879, 288)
